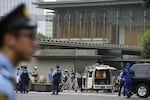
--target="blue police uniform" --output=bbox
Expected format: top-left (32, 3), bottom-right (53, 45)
top-left (16, 70), bottom-right (22, 79)
top-left (0, 53), bottom-right (15, 100)
top-left (52, 65), bottom-right (62, 95)
top-left (20, 68), bottom-right (30, 93)
top-left (16, 69), bottom-right (22, 93)
top-left (48, 71), bottom-right (53, 83)
top-left (122, 63), bottom-right (135, 98)
top-left (0, 3), bottom-right (36, 100)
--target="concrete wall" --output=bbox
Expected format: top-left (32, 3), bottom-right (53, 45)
top-left (74, 58), bottom-right (97, 72)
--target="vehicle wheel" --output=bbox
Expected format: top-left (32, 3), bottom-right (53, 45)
top-left (136, 84), bottom-right (150, 98)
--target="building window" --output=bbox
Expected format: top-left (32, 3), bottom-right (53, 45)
top-left (105, 8), bottom-right (117, 44)
top-left (52, 6), bottom-right (148, 46)
top-left (119, 8), bottom-right (130, 45)
top-left (131, 8), bottom-right (144, 46)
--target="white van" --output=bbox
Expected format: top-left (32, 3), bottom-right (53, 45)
top-left (82, 63), bottom-right (118, 92)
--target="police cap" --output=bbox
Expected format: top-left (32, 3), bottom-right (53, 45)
top-left (56, 64), bottom-right (60, 68)
top-left (0, 4), bottom-right (36, 34)
top-left (23, 65), bottom-right (28, 69)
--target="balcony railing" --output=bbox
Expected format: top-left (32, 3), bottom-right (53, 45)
top-left (36, 39), bottom-right (142, 51)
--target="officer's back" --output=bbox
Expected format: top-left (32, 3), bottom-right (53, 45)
top-left (53, 68), bottom-right (62, 82)
top-left (20, 69), bottom-right (29, 82)
top-left (0, 4), bottom-right (36, 100)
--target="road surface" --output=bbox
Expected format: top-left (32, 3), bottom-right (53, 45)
top-left (16, 92), bottom-right (148, 100)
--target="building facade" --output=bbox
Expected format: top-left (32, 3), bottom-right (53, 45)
top-left (36, 0), bottom-right (150, 46)
top-left (45, 11), bottom-right (54, 38)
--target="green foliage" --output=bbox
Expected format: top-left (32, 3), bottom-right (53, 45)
top-left (37, 32), bottom-right (49, 39)
top-left (141, 30), bottom-right (150, 58)
top-left (143, 0), bottom-right (150, 8)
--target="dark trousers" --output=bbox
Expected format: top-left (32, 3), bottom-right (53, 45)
top-left (77, 78), bottom-right (82, 89)
top-left (124, 80), bottom-right (132, 94)
top-left (118, 80), bottom-right (125, 96)
top-left (21, 81), bottom-right (29, 93)
top-left (53, 81), bottom-right (60, 94)
top-left (20, 81), bottom-right (23, 93)
top-left (16, 81), bottom-right (21, 93)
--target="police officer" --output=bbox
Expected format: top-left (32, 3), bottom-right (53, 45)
top-left (122, 63), bottom-right (135, 98)
top-left (118, 70), bottom-right (125, 96)
top-left (16, 67), bottom-right (22, 93)
top-left (48, 68), bottom-right (53, 83)
top-left (0, 4), bottom-right (36, 100)
top-left (63, 69), bottom-right (69, 83)
top-left (19, 66), bottom-right (24, 93)
top-left (52, 64), bottom-right (62, 95)
top-left (20, 66), bottom-right (30, 93)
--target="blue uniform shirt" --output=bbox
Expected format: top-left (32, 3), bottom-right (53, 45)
top-left (48, 72), bottom-right (53, 82)
top-left (0, 53), bottom-right (15, 100)
top-left (16, 70), bottom-right (22, 78)
top-left (119, 71), bottom-right (125, 81)
top-left (53, 70), bottom-right (62, 77)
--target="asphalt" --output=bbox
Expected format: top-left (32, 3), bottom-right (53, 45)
top-left (16, 92), bottom-right (150, 100)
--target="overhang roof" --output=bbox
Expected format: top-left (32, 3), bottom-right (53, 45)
top-left (37, 39), bottom-right (142, 52)
top-left (33, 0), bottom-right (143, 10)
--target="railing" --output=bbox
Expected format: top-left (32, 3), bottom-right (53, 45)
top-left (36, 39), bottom-right (142, 50)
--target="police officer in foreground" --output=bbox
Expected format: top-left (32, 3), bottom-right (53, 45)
top-left (0, 4), bottom-right (36, 100)
top-left (52, 64), bottom-right (62, 95)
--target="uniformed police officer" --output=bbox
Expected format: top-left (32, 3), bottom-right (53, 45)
top-left (16, 67), bottom-right (22, 93)
top-left (118, 70), bottom-right (125, 96)
top-left (52, 64), bottom-right (62, 95)
top-left (0, 4), bottom-right (36, 100)
top-left (20, 66), bottom-right (30, 93)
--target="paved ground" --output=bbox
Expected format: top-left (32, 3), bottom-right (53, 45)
top-left (16, 92), bottom-right (149, 100)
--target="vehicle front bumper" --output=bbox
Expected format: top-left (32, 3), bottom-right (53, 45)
top-left (93, 85), bottom-right (113, 90)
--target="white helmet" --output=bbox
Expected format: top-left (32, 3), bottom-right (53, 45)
top-left (64, 69), bottom-right (68, 72)
top-left (34, 66), bottom-right (38, 69)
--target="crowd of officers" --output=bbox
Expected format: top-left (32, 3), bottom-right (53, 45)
top-left (16, 62), bottom-right (135, 97)
top-left (16, 64), bottom-right (82, 95)
top-left (16, 62), bottom-right (135, 98)
top-left (16, 66), bottom-right (39, 93)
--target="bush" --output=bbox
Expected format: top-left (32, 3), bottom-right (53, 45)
top-left (141, 30), bottom-right (150, 58)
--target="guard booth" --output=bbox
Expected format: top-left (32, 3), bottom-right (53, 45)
top-left (82, 63), bottom-right (119, 92)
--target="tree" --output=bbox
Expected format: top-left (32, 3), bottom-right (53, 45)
top-left (37, 32), bottom-right (49, 39)
top-left (143, 0), bottom-right (150, 8)
top-left (141, 30), bottom-right (150, 58)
